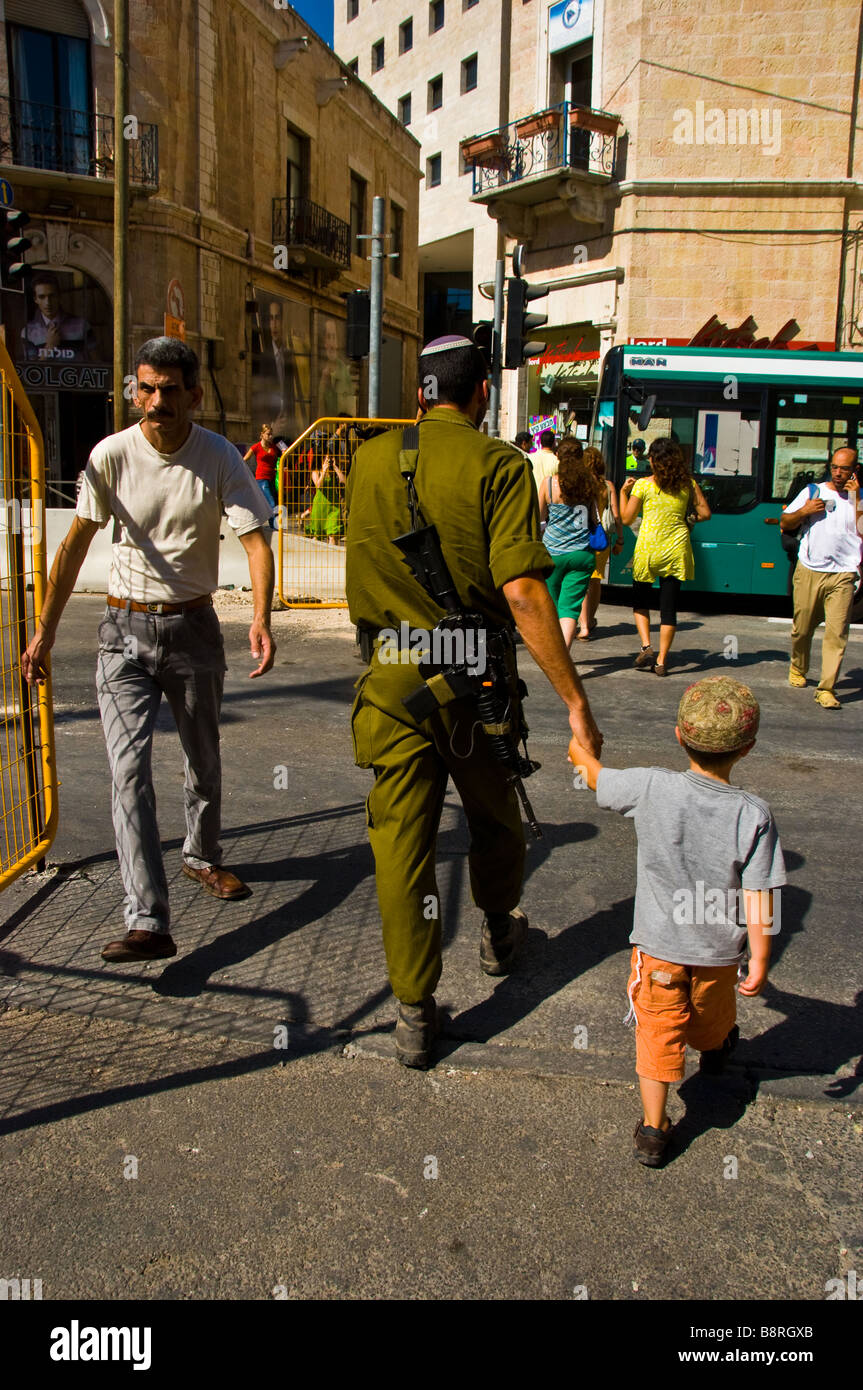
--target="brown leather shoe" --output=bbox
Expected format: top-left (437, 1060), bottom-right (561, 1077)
top-left (182, 863), bottom-right (251, 899)
top-left (101, 930), bottom-right (177, 962)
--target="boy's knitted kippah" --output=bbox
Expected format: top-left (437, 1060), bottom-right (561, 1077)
top-left (677, 676), bottom-right (760, 753)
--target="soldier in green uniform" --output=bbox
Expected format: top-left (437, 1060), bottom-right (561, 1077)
top-left (346, 336), bottom-right (602, 1068)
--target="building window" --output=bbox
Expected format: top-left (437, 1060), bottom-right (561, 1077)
top-left (347, 57), bottom-right (359, 75)
top-left (398, 93), bottom-right (412, 125)
top-left (390, 202), bottom-right (404, 279)
top-left (428, 75), bottom-right (443, 112)
top-left (350, 172), bottom-right (367, 256)
top-left (463, 0), bottom-right (479, 8)
top-left (347, 0), bottom-right (359, 19)
top-left (7, 21), bottom-right (93, 176)
top-left (399, 18), bottom-right (413, 53)
top-left (429, 0), bottom-right (445, 34)
top-left (371, 38), bottom-right (385, 72)
top-left (461, 54), bottom-right (478, 92)
top-left (427, 152), bottom-right (442, 186)
top-left (285, 127), bottom-right (308, 204)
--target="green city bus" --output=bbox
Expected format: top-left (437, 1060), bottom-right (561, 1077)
top-left (590, 345), bottom-right (863, 604)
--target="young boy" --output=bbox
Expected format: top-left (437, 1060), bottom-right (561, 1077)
top-left (568, 676), bottom-right (786, 1167)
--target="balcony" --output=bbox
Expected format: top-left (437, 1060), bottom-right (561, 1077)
top-left (463, 101), bottom-right (620, 224)
top-left (271, 196), bottom-right (351, 272)
top-left (0, 96), bottom-right (159, 187)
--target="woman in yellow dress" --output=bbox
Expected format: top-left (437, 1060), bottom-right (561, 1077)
top-left (620, 437), bottom-right (711, 675)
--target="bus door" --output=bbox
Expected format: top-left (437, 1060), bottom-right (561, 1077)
top-left (610, 386), bottom-right (767, 593)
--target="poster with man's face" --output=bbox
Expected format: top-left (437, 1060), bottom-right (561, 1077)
top-left (15, 267), bottom-right (111, 365)
top-left (315, 313), bottom-right (357, 419)
top-left (251, 290), bottom-right (312, 445)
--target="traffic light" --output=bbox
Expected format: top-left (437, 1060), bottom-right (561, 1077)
top-left (0, 207), bottom-right (31, 293)
top-left (504, 276), bottom-right (548, 369)
top-left (346, 288), bottom-right (370, 358)
top-left (471, 319), bottom-right (495, 371)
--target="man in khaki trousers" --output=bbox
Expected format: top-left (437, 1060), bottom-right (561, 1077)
top-left (780, 448), bottom-right (862, 709)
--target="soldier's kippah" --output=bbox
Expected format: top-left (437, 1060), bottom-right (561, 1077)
top-left (420, 334), bottom-right (475, 355)
top-left (677, 676), bottom-right (760, 754)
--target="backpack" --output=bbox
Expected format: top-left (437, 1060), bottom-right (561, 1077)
top-left (780, 480), bottom-right (818, 557)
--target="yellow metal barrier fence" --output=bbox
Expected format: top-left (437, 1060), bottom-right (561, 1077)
top-left (0, 336), bottom-right (57, 890)
top-left (276, 416), bottom-right (414, 608)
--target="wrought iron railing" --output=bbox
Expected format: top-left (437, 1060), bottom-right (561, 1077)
top-left (271, 196), bottom-right (351, 268)
top-left (0, 96), bottom-right (159, 186)
top-left (465, 101), bottom-right (618, 196)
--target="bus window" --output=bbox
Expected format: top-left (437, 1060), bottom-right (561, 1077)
top-left (770, 390), bottom-right (859, 500)
top-left (591, 399), bottom-right (615, 463)
top-left (626, 402), bottom-right (760, 510)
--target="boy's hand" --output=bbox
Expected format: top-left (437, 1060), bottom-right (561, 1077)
top-left (567, 734), bottom-right (601, 791)
top-left (738, 961), bottom-right (769, 996)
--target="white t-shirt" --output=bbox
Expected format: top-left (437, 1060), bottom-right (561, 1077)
top-left (784, 481), bottom-right (862, 573)
top-left (531, 447), bottom-right (558, 491)
top-left (77, 421), bottom-right (273, 602)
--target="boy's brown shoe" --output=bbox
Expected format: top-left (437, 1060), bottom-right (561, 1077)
top-left (480, 909), bottom-right (528, 976)
top-left (101, 930), bottom-right (177, 962)
top-left (394, 997), bottom-right (438, 1069)
top-left (633, 1119), bottom-right (673, 1167)
top-left (634, 645), bottom-right (656, 669)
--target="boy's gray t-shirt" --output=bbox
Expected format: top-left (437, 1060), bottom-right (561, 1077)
top-left (596, 767), bottom-right (786, 966)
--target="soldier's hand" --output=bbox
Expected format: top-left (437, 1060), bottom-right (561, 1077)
top-left (248, 620), bottom-right (276, 678)
top-left (568, 706), bottom-right (602, 758)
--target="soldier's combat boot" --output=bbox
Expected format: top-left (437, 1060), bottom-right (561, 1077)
top-left (394, 997), bottom-right (438, 1069)
top-left (480, 908), bottom-right (528, 976)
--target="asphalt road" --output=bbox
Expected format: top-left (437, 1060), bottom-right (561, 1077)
top-left (0, 594), bottom-right (860, 1306)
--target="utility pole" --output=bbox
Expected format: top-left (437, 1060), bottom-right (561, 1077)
top-left (113, 0), bottom-right (129, 431)
top-left (367, 195), bottom-right (384, 418)
top-left (488, 257), bottom-right (505, 437)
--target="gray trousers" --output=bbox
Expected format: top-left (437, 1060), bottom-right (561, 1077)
top-left (96, 603), bottom-right (227, 934)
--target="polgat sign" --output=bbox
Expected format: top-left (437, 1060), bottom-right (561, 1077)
top-left (18, 363), bottom-right (110, 390)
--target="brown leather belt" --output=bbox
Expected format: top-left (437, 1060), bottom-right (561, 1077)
top-left (107, 594), bottom-right (213, 616)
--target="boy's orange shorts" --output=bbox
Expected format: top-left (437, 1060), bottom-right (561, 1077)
top-left (627, 948), bottom-right (739, 1082)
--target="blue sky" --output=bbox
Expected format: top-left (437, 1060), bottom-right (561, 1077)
top-left (290, 0), bottom-right (334, 46)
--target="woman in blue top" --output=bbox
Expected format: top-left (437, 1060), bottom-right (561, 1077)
top-left (538, 439), bottom-right (603, 651)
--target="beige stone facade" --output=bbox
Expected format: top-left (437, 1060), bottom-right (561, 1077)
top-left (477, 0), bottom-right (863, 435)
top-left (1, 0), bottom-right (420, 498)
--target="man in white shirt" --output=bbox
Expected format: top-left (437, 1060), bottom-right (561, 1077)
top-left (780, 447), bottom-right (862, 708)
top-left (22, 338), bottom-right (276, 960)
top-left (531, 429), bottom-right (559, 493)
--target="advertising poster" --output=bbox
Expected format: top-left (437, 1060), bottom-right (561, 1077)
top-left (251, 289), bottom-right (312, 443)
top-left (12, 266), bottom-right (112, 383)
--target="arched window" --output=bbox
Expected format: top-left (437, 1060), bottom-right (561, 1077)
top-left (5, 0), bottom-right (93, 175)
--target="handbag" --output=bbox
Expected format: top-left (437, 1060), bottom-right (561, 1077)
top-left (587, 504), bottom-right (608, 551)
top-left (600, 483), bottom-right (615, 537)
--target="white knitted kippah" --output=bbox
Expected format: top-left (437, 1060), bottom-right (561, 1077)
top-left (420, 334), bottom-right (475, 355)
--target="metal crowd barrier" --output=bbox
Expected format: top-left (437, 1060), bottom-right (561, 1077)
top-left (275, 417), bottom-right (413, 608)
top-left (0, 337), bottom-right (57, 890)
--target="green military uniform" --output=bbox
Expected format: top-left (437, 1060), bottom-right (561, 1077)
top-left (345, 406), bottom-right (553, 1004)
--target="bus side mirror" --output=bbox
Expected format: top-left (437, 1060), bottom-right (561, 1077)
top-left (638, 395), bottom-right (656, 430)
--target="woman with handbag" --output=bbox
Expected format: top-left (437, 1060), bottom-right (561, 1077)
top-left (577, 444), bottom-right (624, 640)
top-left (620, 437), bottom-right (711, 676)
top-left (538, 438), bottom-right (607, 652)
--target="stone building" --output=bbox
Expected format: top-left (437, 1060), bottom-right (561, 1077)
top-left (0, 0), bottom-right (420, 502)
top-left (337, 0), bottom-right (863, 439)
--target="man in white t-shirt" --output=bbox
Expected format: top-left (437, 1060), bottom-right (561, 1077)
top-left (531, 429), bottom-right (559, 493)
top-left (22, 338), bottom-right (276, 961)
top-left (780, 447), bottom-right (862, 708)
